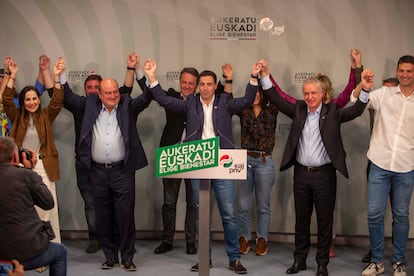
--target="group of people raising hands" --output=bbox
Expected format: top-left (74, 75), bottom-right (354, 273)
top-left (1, 49), bottom-right (413, 276)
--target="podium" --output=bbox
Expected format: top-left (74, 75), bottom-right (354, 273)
top-left (156, 138), bottom-right (247, 276)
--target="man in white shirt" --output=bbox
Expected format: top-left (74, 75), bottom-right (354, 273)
top-left (361, 55), bottom-right (414, 276)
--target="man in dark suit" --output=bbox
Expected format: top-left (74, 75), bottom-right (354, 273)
top-left (259, 61), bottom-right (372, 276)
top-left (39, 53), bottom-right (139, 253)
top-left (151, 67), bottom-right (199, 255)
top-left (66, 77), bottom-right (152, 271)
top-left (149, 64), bottom-right (234, 255)
top-left (143, 59), bottom-right (259, 274)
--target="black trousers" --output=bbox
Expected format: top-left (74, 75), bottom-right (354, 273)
top-left (293, 164), bottom-right (337, 266)
top-left (90, 163), bottom-right (136, 263)
top-left (161, 178), bottom-right (196, 244)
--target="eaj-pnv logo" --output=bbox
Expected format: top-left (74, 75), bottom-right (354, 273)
top-left (220, 154), bottom-right (233, 168)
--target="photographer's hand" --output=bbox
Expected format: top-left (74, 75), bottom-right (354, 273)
top-left (8, 260), bottom-right (24, 276)
top-left (22, 150), bottom-right (37, 169)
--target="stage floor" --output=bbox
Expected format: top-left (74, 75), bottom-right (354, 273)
top-left (23, 239), bottom-right (414, 275)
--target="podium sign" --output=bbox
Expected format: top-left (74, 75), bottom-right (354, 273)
top-left (155, 138), bottom-right (247, 276)
top-left (156, 137), bottom-right (219, 177)
top-left (167, 149), bottom-right (247, 179)
top-left (155, 137), bottom-right (247, 179)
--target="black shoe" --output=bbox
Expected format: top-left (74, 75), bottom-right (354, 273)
top-left (101, 259), bottom-right (119, 269)
top-left (122, 261), bottom-right (137, 272)
top-left (286, 260), bottom-right (307, 274)
top-left (86, 239), bottom-right (100, 253)
top-left (154, 242), bottom-right (173, 254)
top-left (229, 259), bottom-right (247, 274)
top-left (316, 265), bottom-right (328, 276)
top-left (191, 260), bottom-right (212, 272)
top-left (186, 242), bottom-right (197, 254)
top-left (361, 250), bottom-right (371, 263)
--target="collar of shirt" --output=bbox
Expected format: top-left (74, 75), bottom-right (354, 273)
top-left (200, 94), bottom-right (215, 107)
top-left (101, 103), bottom-right (118, 113)
top-left (307, 102), bottom-right (322, 114)
top-left (394, 85), bottom-right (414, 99)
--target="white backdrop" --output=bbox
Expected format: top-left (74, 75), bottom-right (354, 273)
top-left (1, 0), bottom-right (413, 238)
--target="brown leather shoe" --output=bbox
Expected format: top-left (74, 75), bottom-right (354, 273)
top-left (255, 237), bottom-right (268, 256)
top-left (239, 236), bottom-right (251, 254)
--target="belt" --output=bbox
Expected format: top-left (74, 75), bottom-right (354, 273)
top-left (92, 160), bottom-right (124, 170)
top-left (247, 151), bottom-right (272, 164)
top-left (296, 162), bottom-right (333, 172)
top-left (247, 151), bottom-right (272, 159)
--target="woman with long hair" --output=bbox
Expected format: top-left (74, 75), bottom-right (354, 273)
top-left (3, 57), bottom-right (65, 244)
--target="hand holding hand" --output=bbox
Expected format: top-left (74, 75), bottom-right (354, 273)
top-left (350, 48), bottom-right (362, 68)
top-left (127, 52), bottom-right (139, 69)
top-left (39, 55), bottom-right (51, 71)
top-left (4, 56), bottom-right (11, 72)
top-left (222, 63), bottom-right (233, 80)
top-left (53, 57), bottom-right (65, 76)
top-left (361, 68), bottom-right (374, 91)
top-left (258, 59), bottom-right (269, 78)
top-left (143, 59), bottom-right (157, 83)
top-left (7, 58), bottom-right (18, 76)
top-left (251, 61), bottom-right (262, 78)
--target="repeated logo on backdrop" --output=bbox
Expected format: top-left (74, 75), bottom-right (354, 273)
top-left (67, 70), bottom-right (90, 82)
top-left (209, 16), bottom-right (285, 40)
top-left (210, 16), bottom-right (257, 40)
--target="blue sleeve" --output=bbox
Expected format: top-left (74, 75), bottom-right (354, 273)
top-left (35, 79), bottom-right (46, 96)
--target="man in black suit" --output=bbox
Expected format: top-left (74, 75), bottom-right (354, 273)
top-left (153, 67), bottom-right (200, 255)
top-left (259, 61), bottom-right (372, 276)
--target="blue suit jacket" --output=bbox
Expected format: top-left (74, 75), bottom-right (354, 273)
top-left (150, 83), bottom-right (257, 149)
top-left (64, 88), bottom-right (152, 173)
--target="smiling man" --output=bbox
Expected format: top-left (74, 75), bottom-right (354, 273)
top-left (260, 60), bottom-right (371, 276)
top-left (144, 58), bottom-right (258, 274)
top-left (361, 55), bottom-right (414, 276)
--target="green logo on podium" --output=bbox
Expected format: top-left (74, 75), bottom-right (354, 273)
top-left (156, 137), bottom-right (219, 177)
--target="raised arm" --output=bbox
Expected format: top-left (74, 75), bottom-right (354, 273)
top-left (229, 61), bottom-right (261, 114)
top-left (260, 60), bottom-right (296, 118)
top-left (351, 68), bottom-right (374, 100)
top-left (144, 59), bottom-right (186, 113)
top-left (330, 48), bottom-right (362, 107)
top-left (352, 48), bottom-right (363, 84)
top-left (222, 63), bottom-right (233, 94)
top-left (124, 52), bottom-right (138, 88)
top-left (45, 57), bottom-right (65, 122)
top-left (3, 57), bottom-right (19, 120)
top-left (38, 54), bottom-right (53, 90)
top-left (269, 74), bottom-right (297, 104)
top-left (0, 57), bottom-right (11, 104)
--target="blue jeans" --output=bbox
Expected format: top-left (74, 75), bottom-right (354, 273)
top-left (22, 242), bottom-right (67, 276)
top-left (367, 163), bottom-right (414, 263)
top-left (192, 179), bottom-right (240, 262)
top-left (75, 159), bottom-right (98, 240)
top-left (237, 155), bottom-right (275, 240)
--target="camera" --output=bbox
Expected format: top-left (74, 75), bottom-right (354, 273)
top-left (0, 260), bottom-right (13, 276)
top-left (18, 147), bottom-right (33, 163)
